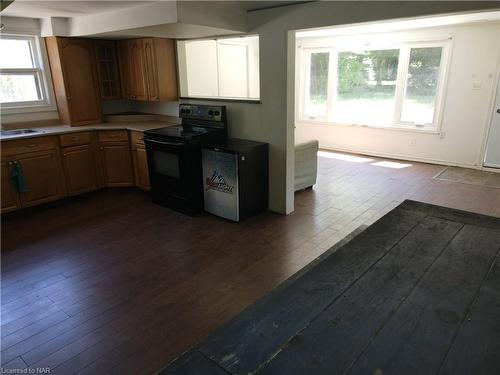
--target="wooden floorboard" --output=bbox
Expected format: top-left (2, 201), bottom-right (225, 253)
top-left (198, 207), bottom-right (425, 374)
top-left (259, 217), bottom-right (463, 375)
top-left (347, 224), bottom-right (500, 374)
top-left (2, 151), bottom-right (499, 374)
top-left (438, 255), bottom-right (500, 375)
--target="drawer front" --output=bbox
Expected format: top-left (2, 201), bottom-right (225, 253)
top-left (99, 130), bottom-right (128, 142)
top-left (59, 132), bottom-right (92, 147)
top-left (130, 131), bottom-right (145, 145)
top-left (2, 136), bottom-right (56, 156)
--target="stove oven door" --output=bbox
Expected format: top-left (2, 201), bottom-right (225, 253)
top-left (145, 137), bottom-right (201, 214)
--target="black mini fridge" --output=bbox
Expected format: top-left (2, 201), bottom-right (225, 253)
top-left (202, 138), bottom-right (268, 222)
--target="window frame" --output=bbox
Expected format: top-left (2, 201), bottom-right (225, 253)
top-left (177, 34), bottom-right (261, 102)
top-left (0, 33), bottom-right (56, 113)
top-left (297, 36), bottom-right (452, 132)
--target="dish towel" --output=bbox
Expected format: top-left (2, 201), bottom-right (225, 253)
top-left (11, 163), bottom-right (28, 193)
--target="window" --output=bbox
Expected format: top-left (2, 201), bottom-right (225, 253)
top-left (177, 35), bottom-right (260, 101)
top-left (299, 37), bottom-right (450, 130)
top-left (0, 34), bottom-right (53, 110)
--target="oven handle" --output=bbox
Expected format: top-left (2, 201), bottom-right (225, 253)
top-left (145, 139), bottom-right (185, 147)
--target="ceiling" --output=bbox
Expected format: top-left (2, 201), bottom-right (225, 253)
top-left (0, 0), bottom-right (307, 18)
top-left (1, 1), bottom-right (156, 17)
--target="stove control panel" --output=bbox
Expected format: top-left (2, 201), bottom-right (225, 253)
top-left (180, 104), bottom-right (224, 122)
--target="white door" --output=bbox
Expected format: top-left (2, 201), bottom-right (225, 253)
top-left (484, 75), bottom-right (500, 168)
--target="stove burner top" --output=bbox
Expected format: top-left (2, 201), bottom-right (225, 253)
top-left (146, 125), bottom-right (213, 139)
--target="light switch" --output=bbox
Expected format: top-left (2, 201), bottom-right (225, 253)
top-left (472, 81), bottom-right (482, 90)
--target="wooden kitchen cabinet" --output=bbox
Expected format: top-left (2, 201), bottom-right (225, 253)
top-left (130, 131), bottom-right (150, 190)
top-left (98, 131), bottom-right (134, 187)
top-left (16, 149), bottom-right (66, 208)
top-left (118, 39), bottom-right (148, 101)
top-left (62, 144), bottom-right (98, 195)
top-left (1, 136), bottom-right (65, 212)
top-left (46, 37), bottom-right (102, 125)
top-left (1, 129), bottom-right (151, 213)
top-left (117, 37), bottom-right (177, 102)
top-left (132, 147), bottom-right (150, 190)
top-left (94, 40), bottom-right (122, 100)
top-left (1, 158), bottom-right (21, 213)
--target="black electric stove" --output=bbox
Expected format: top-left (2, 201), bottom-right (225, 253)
top-left (144, 104), bottom-right (227, 215)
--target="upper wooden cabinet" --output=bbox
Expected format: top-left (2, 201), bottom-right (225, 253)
top-left (46, 37), bottom-right (102, 126)
top-left (118, 37), bottom-right (177, 102)
top-left (94, 40), bottom-right (122, 100)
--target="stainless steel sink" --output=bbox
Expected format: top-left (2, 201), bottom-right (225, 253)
top-left (1, 129), bottom-right (41, 136)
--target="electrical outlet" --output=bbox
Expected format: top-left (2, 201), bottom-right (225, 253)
top-left (440, 132), bottom-right (446, 139)
top-left (472, 81), bottom-right (482, 90)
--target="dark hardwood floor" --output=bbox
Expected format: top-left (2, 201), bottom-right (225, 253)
top-left (1, 151), bottom-right (499, 374)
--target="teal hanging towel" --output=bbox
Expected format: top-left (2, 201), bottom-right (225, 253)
top-left (11, 162), bottom-right (28, 193)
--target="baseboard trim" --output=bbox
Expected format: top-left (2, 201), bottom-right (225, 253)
top-left (319, 144), bottom-right (482, 170)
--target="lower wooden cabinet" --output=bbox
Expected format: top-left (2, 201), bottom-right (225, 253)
top-left (99, 142), bottom-right (134, 187)
top-left (62, 144), bottom-right (98, 195)
top-left (1, 158), bottom-right (21, 213)
top-left (16, 150), bottom-right (66, 208)
top-left (1, 130), bottom-right (151, 213)
top-left (132, 146), bottom-right (150, 190)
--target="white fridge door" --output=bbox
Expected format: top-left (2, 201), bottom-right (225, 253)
top-left (202, 148), bottom-right (239, 221)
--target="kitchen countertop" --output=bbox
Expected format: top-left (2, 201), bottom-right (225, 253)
top-left (0, 119), bottom-right (181, 141)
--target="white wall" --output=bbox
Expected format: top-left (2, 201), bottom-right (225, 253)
top-left (295, 22), bottom-right (500, 168)
top-left (243, 1), bottom-right (499, 214)
top-left (162, 2), bottom-right (500, 215)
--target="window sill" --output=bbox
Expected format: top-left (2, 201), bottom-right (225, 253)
top-left (297, 119), bottom-right (441, 135)
top-left (180, 96), bottom-right (260, 104)
top-left (1, 103), bottom-right (58, 115)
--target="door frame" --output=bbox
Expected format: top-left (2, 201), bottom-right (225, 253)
top-left (479, 52), bottom-right (500, 170)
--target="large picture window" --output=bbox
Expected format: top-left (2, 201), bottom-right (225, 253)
top-left (0, 34), bottom-right (53, 110)
top-left (177, 35), bottom-right (260, 101)
top-left (299, 38), bottom-right (450, 130)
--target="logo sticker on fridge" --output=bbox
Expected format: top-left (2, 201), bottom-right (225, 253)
top-left (205, 170), bottom-right (235, 194)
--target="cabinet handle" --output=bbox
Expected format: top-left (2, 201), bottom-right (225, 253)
top-left (67, 97), bottom-right (71, 100)
top-left (71, 137), bottom-right (79, 141)
top-left (27, 144), bottom-right (36, 148)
